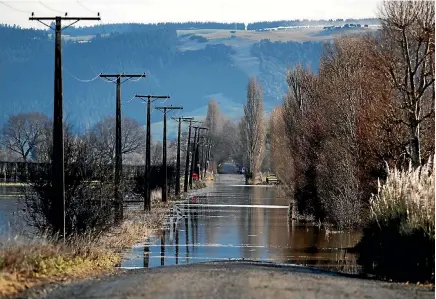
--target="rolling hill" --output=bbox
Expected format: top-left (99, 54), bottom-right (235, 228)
top-left (0, 19), bottom-right (379, 139)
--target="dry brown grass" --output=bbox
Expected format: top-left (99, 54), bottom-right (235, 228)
top-left (99, 198), bottom-right (171, 252)
top-left (0, 238), bottom-right (120, 297)
top-left (370, 159), bottom-right (435, 236)
top-left (0, 193), bottom-right (179, 297)
top-left (0, 180), bottom-right (211, 297)
top-left (356, 159), bottom-right (435, 282)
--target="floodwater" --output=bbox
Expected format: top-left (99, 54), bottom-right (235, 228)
top-left (122, 174), bottom-right (362, 273)
top-left (0, 185), bottom-right (26, 238)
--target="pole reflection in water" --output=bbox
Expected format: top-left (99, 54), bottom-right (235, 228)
top-left (185, 209), bottom-right (190, 263)
top-left (160, 230), bottom-right (165, 266)
top-left (175, 225), bottom-right (179, 265)
top-left (143, 245), bottom-right (149, 268)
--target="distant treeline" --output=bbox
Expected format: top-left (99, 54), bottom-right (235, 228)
top-left (45, 22), bottom-right (246, 36)
top-left (251, 39), bottom-right (324, 72)
top-left (1, 18), bottom-right (379, 36)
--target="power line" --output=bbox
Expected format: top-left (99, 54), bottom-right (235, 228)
top-left (76, 0), bottom-right (97, 13)
top-left (64, 67), bottom-right (101, 82)
top-left (38, 1), bottom-right (65, 14)
top-left (121, 73), bottom-right (146, 83)
top-left (100, 73), bottom-right (123, 83)
top-left (125, 94), bottom-right (136, 104)
top-left (0, 1), bottom-right (32, 13)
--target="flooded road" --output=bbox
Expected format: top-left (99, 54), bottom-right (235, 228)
top-left (122, 174), bottom-right (361, 273)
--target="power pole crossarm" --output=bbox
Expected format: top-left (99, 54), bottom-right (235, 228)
top-left (100, 74), bottom-right (145, 78)
top-left (29, 17), bottom-right (101, 20)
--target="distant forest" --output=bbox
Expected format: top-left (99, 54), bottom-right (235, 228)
top-left (1, 18), bottom-right (379, 35)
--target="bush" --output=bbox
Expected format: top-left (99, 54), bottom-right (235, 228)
top-left (22, 137), bottom-right (115, 240)
top-left (355, 160), bottom-right (435, 282)
top-left (244, 171), bottom-right (253, 184)
top-left (132, 164), bottom-right (176, 197)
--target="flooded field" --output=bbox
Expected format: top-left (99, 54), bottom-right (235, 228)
top-left (0, 184), bottom-right (26, 237)
top-left (122, 174), bottom-right (361, 273)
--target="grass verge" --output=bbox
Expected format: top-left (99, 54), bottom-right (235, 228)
top-left (0, 238), bottom-right (120, 297)
top-left (0, 196), bottom-right (175, 297)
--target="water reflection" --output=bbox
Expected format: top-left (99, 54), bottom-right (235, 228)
top-left (121, 175), bottom-right (362, 273)
top-left (0, 185), bottom-right (28, 238)
top-left (1, 178), bottom-right (362, 273)
top-left (161, 230), bottom-right (165, 266)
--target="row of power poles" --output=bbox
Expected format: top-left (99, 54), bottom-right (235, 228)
top-left (28, 13), bottom-right (212, 239)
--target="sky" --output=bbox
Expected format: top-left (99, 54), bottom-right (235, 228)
top-left (0, 0), bottom-right (381, 29)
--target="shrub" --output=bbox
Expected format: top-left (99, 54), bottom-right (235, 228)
top-left (21, 137), bottom-right (115, 240)
top-left (132, 164), bottom-right (176, 197)
top-left (355, 160), bottom-right (435, 282)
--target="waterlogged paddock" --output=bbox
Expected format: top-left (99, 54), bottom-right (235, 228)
top-left (122, 175), bottom-right (362, 273)
top-left (0, 184), bottom-right (26, 237)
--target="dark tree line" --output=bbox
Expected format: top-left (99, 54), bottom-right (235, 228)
top-left (251, 39), bottom-right (323, 72)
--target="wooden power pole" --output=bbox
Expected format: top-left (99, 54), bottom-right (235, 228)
top-left (155, 106), bottom-right (183, 202)
top-left (190, 127), bottom-right (208, 187)
top-left (172, 117), bottom-right (193, 197)
top-left (134, 94), bottom-right (170, 211)
top-left (189, 126), bottom-right (199, 189)
top-left (99, 73), bottom-right (146, 223)
top-left (184, 120), bottom-right (201, 192)
top-left (196, 128), bottom-right (208, 179)
top-left (29, 13), bottom-right (100, 240)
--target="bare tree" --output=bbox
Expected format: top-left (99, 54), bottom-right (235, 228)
top-left (240, 77), bottom-right (266, 182)
top-left (87, 116), bottom-right (145, 164)
top-left (270, 106), bottom-right (293, 190)
top-left (204, 98), bottom-right (224, 135)
top-left (374, 0), bottom-right (435, 168)
top-left (209, 119), bottom-right (241, 166)
top-left (150, 141), bottom-right (163, 166)
top-left (0, 142), bottom-right (5, 161)
top-left (286, 63), bottom-right (314, 113)
top-left (2, 112), bottom-right (50, 162)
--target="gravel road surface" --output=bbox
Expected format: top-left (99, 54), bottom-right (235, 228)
top-left (38, 261), bottom-right (434, 299)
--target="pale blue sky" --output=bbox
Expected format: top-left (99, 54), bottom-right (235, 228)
top-left (0, 0), bottom-right (381, 29)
